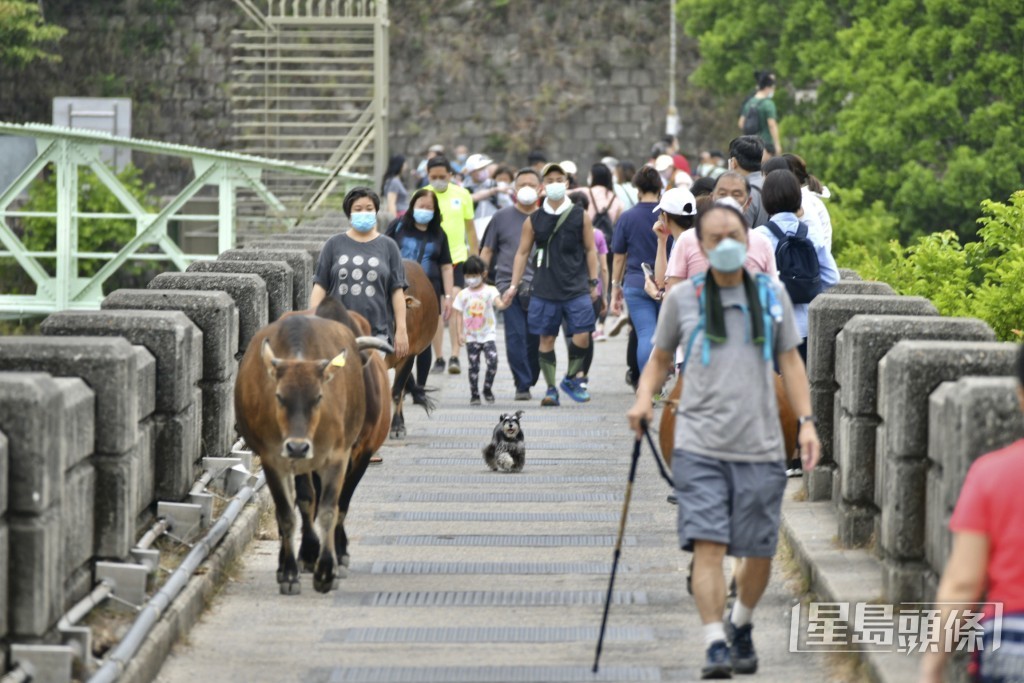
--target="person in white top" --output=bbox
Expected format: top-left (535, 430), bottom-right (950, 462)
top-left (783, 153), bottom-right (833, 251)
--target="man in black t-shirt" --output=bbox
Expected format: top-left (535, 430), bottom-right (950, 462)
top-left (503, 163), bottom-right (600, 407)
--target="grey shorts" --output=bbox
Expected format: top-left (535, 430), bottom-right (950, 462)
top-left (672, 450), bottom-right (787, 558)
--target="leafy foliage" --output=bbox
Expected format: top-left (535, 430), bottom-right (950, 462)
top-left (676, 0), bottom-right (1024, 239)
top-left (837, 191), bottom-right (1024, 341)
top-left (0, 0), bottom-right (66, 68)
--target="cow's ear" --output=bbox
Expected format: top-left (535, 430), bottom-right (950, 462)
top-left (322, 350), bottom-right (347, 382)
top-left (261, 339), bottom-right (282, 378)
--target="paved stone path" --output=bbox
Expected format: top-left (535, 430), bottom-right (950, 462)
top-left (156, 331), bottom-right (840, 682)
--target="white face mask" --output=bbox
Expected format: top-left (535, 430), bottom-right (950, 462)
top-left (516, 186), bottom-right (538, 206)
top-left (545, 182), bottom-right (567, 202)
top-left (465, 276), bottom-right (483, 288)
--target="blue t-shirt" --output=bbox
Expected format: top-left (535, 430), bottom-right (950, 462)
top-left (610, 201), bottom-right (672, 290)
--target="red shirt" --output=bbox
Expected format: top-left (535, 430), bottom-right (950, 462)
top-left (950, 438), bottom-right (1024, 617)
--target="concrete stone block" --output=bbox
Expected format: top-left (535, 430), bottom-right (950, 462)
top-left (837, 411), bottom-right (880, 506)
top-left (882, 559), bottom-right (928, 604)
top-left (63, 460), bottom-right (96, 571)
top-left (0, 337), bottom-right (140, 454)
top-left (52, 378), bottom-right (95, 469)
top-left (879, 456), bottom-right (928, 560)
top-left (41, 310), bottom-right (202, 413)
top-left (187, 259), bottom-right (293, 322)
top-left (837, 316), bottom-right (995, 417)
top-left (218, 247), bottom-right (313, 311)
top-left (199, 376), bottom-right (236, 458)
top-left (827, 281), bottom-right (895, 297)
top-left (925, 464), bottom-right (948, 576)
top-left (136, 417), bottom-right (156, 517)
top-left (0, 373), bottom-right (66, 514)
top-left (836, 499), bottom-right (875, 549)
top-left (103, 289), bottom-right (238, 382)
top-left (148, 272), bottom-right (268, 355)
top-left (9, 505), bottom-right (63, 638)
top-left (808, 295), bottom-right (937, 385)
top-left (838, 268), bottom-right (862, 281)
top-left (152, 392), bottom-right (202, 501)
top-left (0, 519), bottom-right (7, 639)
top-left (878, 341), bottom-right (1019, 459)
top-left (245, 240), bottom-right (322, 269)
top-left (0, 431), bottom-right (6, 515)
top-left (134, 345), bottom-right (157, 420)
top-left (93, 448), bottom-right (142, 559)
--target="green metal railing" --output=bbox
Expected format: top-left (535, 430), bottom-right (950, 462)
top-left (0, 122), bottom-right (367, 315)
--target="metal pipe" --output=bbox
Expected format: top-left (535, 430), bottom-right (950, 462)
top-left (0, 663), bottom-right (31, 683)
top-left (189, 471), bottom-right (214, 497)
top-left (58, 579), bottom-right (115, 631)
top-left (135, 518), bottom-right (170, 551)
top-left (86, 472), bottom-right (265, 683)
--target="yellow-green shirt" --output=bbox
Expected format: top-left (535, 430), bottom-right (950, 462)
top-left (429, 184), bottom-right (475, 264)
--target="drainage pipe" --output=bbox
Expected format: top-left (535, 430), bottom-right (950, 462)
top-left (86, 471), bottom-right (266, 683)
top-left (58, 579), bottom-right (115, 631)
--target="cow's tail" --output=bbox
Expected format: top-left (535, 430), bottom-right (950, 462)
top-left (356, 336), bottom-right (395, 355)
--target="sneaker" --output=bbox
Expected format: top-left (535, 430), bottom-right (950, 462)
top-left (726, 622), bottom-right (758, 674)
top-left (578, 377), bottom-right (589, 391)
top-left (469, 395), bottom-right (481, 406)
top-left (608, 315), bottom-right (630, 337)
top-left (786, 458), bottom-right (803, 478)
top-left (592, 329), bottom-right (607, 342)
top-left (701, 640), bottom-right (733, 679)
top-left (447, 357), bottom-right (461, 374)
top-left (514, 389), bottom-right (531, 401)
top-left (430, 358), bottom-right (446, 375)
top-left (560, 376), bottom-right (590, 403)
top-left (483, 388), bottom-right (495, 404)
top-left (541, 386), bottom-right (560, 407)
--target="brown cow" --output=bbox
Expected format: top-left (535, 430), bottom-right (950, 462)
top-left (235, 307), bottom-right (391, 594)
top-left (387, 259), bottom-right (440, 439)
top-left (292, 300), bottom-right (391, 575)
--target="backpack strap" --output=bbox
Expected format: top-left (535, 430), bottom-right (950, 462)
top-left (679, 273), bottom-right (707, 372)
top-left (765, 220), bottom-right (786, 243)
top-left (795, 221), bottom-right (808, 239)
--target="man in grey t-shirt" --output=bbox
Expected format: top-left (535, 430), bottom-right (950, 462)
top-left (627, 201), bottom-right (820, 680)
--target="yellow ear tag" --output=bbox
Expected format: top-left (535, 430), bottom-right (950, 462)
top-left (330, 353), bottom-right (346, 368)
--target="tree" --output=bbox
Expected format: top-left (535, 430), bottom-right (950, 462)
top-left (676, 0), bottom-right (1024, 239)
top-left (0, 0), bottom-right (66, 68)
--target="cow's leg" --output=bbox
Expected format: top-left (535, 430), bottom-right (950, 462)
top-left (389, 357), bottom-right (415, 439)
top-left (263, 466), bottom-right (301, 595)
top-left (313, 456), bottom-right (347, 593)
top-left (295, 473), bottom-right (321, 572)
top-left (334, 448), bottom-right (372, 572)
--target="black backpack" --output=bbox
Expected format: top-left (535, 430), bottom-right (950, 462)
top-left (765, 220), bottom-right (823, 304)
top-left (742, 98), bottom-right (762, 135)
top-left (588, 189), bottom-right (614, 241)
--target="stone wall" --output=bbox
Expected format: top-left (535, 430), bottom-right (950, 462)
top-left (0, 0), bottom-right (739, 191)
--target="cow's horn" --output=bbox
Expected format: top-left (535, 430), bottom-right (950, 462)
top-left (355, 336), bottom-right (394, 354)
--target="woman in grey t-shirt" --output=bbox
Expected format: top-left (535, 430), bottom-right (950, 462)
top-left (310, 187), bottom-right (410, 357)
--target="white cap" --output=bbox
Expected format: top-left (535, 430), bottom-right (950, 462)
top-left (654, 154), bottom-right (675, 172)
top-left (559, 160), bottom-right (578, 176)
top-left (463, 153), bottom-right (494, 173)
top-left (652, 187), bottom-right (697, 216)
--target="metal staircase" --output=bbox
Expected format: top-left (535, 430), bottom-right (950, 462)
top-left (229, 0), bottom-right (388, 225)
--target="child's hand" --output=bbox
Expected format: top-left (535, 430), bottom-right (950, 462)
top-left (458, 334), bottom-right (466, 347)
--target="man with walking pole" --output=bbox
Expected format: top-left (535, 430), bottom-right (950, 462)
top-left (627, 200), bottom-right (821, 679)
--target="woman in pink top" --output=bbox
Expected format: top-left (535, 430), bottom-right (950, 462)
top-left (585, 163), bottom-right (623, 338)
top-left (919, 347), bottom-right (1024, 683)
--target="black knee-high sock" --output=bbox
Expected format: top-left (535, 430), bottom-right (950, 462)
top-left (567, 342), bottom-right (587, 379)
top-left (582, 338), bottom-right (595, 376)
top-left (539, 350), bottom-right (556, 388)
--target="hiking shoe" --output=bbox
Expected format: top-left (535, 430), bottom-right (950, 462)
top-left (608, 315), bottom-right (630, 337)
top-left (469, 395), bottom-right (481, 406)
top-left (541, 387), bottom-right (560, 407)
top-left (701, 640), bottom-right (733, 679)
top-left (514, 389), bottom-right (531, 401)
top-left (786, 458), bottom-right (803, 478)
top-left (447, 357), bottom-right (461, 374)
top-left (483, 388), bottom-right (495, 404)
top-left (559, 376), bottom-right (590, 403)
top-left (430, 358), bottom-right (446, 375)
top-left (726, 622), bottom-right (758, 675)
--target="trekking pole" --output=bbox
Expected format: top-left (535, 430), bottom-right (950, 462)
top-left (593, 421), bottom-right (645, 674)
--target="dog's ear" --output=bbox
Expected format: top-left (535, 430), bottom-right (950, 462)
top-left (498, 413), bottom-right (508, 422)
top-left (514, 410), bottom-right (524, 420)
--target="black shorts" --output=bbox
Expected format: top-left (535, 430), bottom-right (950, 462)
top-left (452, 262), bottom-right (465, 288)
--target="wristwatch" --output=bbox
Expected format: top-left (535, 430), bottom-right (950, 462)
top-left (588, 278), bottom-right (599, 288)
top-left (798, 415), bottom-right (817, 427)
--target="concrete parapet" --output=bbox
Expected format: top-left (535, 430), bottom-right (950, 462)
top-left (837, 268), bottom-right (862, 281)
top-left (93, 447), bottom-right (143, 559)
top-left (63, 460), bottom-right (96, 575)
top-left (875, 340), bottom-right (1019, 602)
top-left (41, 310), bottom-right (202, 413)
top-left (0, 519), bottom-right (7, 641)
top-left (103, 289), bottom-right (237, 382)
top-left (135, 417), bottom-right (157, 518)
top-left (0, 337), bottom-right (140, 454)
top-left (826, 281), bottom-right (895, 297)
top-left (199, 376), bottom-right (235, 458)
top-left (135, 346), bottom-right (157, 421)
top-left (245, 240), bottom-right (322, 268)
top-left (0, 373), bottom-right (67, 514)
top-left (9, 505), bottom-right (62, 638)
top-left (53, 378), bottom-right (95, 469)
top-left (0, 431), bottom-right (6, 516)
top-left (187, 259), bottom-right (294, 322)
top-left (218, 248), bottom-right (313, 311)
top-left (151, 390), bottom-right (202, 501)
top-left (148, 272), bottom-right (268, 355)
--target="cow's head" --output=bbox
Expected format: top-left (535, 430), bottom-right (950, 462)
top-left (262, 339), bottom-right (346, 460)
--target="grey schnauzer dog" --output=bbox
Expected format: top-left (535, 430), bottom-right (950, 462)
top-left (483, 411), bottom-right (525, 473)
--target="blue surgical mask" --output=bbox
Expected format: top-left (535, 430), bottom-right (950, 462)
top-left (412, 208), bottom-right (434, 225)
top-left (545, 182), bottom-right (567, 202)
top-left (707, 238), bottom-right (747, 273)
top-left (350, 211), bottom-right (377, 233)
